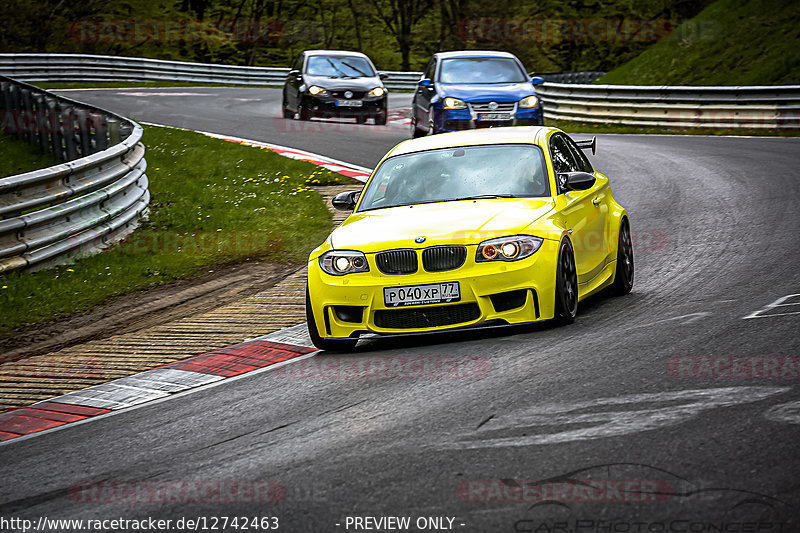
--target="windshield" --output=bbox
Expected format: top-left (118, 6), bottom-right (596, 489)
top-left (358, 144), bottom-right (549, 212)
top-left (439, 57), bottom-right (527, 84)
top-left (306, 56), bottom-right (375, 78)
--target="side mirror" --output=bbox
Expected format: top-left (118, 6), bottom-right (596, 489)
top-left (418, 78), bottom-right (432, 88)
top-left (530, 76), bottom-right (545, 85)
top-left (559, 172), bottom-right (596, 192)
top-left (288, 69), bottom-right (300, 77)
top-left (332, 190), bottom-right (360, 211)
top-left (379, 72), bottom-right (389, 80)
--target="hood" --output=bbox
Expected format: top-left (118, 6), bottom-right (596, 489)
top-left (329, 198), bottom-right (554, 254)
top-left (437, 82), bottom-right (536, 102)
top-left (303, 74), bottom-right (383, 91)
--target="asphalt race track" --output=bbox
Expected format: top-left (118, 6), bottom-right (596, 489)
top-left (2, 88), bottom-right (799, 532)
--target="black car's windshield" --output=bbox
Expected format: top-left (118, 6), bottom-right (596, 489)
top-left (358, 144), bottom-right (550, 211)
top-left (306, 56), bottom-right (375, 78)
top-left (439, 57), bottom-right (527, 84)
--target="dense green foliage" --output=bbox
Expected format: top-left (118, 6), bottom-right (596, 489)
top-left (599, 0), bottom-right (800, 85)
top-left (0, 0), bottom-right (713, 73)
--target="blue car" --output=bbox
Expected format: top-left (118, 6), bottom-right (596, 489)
top-left (410, 50), bottom-right (545, 137)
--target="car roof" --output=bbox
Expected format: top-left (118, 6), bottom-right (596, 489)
top-left (386, 127), bottom-right (555, 158)
top-left (434, 50), bottom-right (520, 60)
top-left (304, 49), bottom-right (369, 58)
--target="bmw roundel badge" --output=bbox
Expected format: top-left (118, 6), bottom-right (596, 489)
top-left (415, 236), bottom-right (426, 243)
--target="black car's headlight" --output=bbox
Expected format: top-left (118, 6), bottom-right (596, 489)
top-left (320, 251), bottom-right (370, 275)
top-left (518, 95), bottom-right (539, 108)
top-left (476, 236), bottom-right (543, 262)
top-left (443, 97), bottom-right (468, 110)
top-left (368, 87), bottom-right (386, 97)
top-left (308, 85), bottom-right (328, 96)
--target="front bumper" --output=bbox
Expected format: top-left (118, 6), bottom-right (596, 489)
top-left (307, 244), bottom-right (559, 340)
top-left (436, 105), bottom-right (543, 132)
top-left (304, 93), bottom-right (386, 116)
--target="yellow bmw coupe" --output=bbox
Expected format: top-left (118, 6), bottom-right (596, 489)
top-left (306, 126), bottom-right (633, 351)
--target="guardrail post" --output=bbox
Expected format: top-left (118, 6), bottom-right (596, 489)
top-left (74, 108), bottom-right (90, 157)
top-left (90, 112), bottom-right (108, 153)
top-left (20, 88), bottom-right (35, 146)
top-left (61, 105), bottom-right (78, 161)
top-left (0, 81), bottom-right (8, 134)
top-left (107, 118), bottom-right (120, 145)
top-left (33, 93), bottom-right (50, 154)
top-left (45, 97), bottom-right (63, 160)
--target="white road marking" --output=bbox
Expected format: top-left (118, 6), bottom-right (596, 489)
top-left (444, 386), bottom-right (790, 449)
top-left (764, 401), bottom-right (800, 424)
top-left (743, 293), bottom-right (800, 319)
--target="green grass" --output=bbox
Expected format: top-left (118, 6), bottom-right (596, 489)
top-left (0, 125), bottom-right (353, 335)
top-left (547, 118), bottom-right (800, 137)
top-left (36, 81), bottom-right (283, 90)
top-left (598, 0), bottom-right (800, 85)
top-left (0, 132), bottom-right (58, 177)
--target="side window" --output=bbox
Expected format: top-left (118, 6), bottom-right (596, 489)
top-left (423, 59), bottom-right (436, 81)
top-left (293, 55), bottom-right (304, 72)
top-left (564, 136), bottom-right (593, 173)
top-left (550, 134), bottom-right (580, 174)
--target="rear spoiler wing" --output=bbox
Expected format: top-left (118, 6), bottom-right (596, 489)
top-left (575, 137), bottom-right (596, 155)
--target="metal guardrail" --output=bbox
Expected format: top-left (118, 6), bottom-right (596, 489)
top-left (0, 53), bottom-right (423, 91)
top-left (0, 75), bottom-right (149, 274)
top-left (537, 82), bottom-right (800, 130)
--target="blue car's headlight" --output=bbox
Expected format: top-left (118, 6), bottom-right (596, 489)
top-left (518, 95), bottom-right (539, 108)
top-left (443, 97), bottom-right (468, 110)
top-left (477, 236), bottom-right (543, 262)
top-left (368, 87), bottom-right (386, 97)
top-left (320, 251), bottom-right (370, 275)
top-left (308, 85), bottom-right (328, 96)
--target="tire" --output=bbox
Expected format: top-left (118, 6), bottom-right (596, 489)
top-left (374, 111), bottom-right (387, 125)
top-left (553, 238), bottom-right (578, 325)
top-left (281, 97), bottom-right (293, 119)
top-left (306, 286), bottom-right (358, 352)
top-left (411, 116), bottom-right (426, 138)
top-left (610, 218), bottom-right (634, 296)
top-left (298, 101), bottom-right (311, 121)
top-left (426, 107), bottom-right (435, 135)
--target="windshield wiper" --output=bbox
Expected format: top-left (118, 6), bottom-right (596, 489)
top-left (452, 194), bottom-right (518, 200)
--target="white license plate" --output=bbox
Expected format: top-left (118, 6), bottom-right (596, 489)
top-left (478, 113), bottom-right (510, 121)
top-left (384, 282), bottom-right (460, 307)
top-left (336, 100), bottom-right (363, 107)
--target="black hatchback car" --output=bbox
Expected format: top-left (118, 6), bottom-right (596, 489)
top-left (282, 50), bottom-right (389, 125)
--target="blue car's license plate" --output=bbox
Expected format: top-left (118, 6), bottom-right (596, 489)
top-left (384, 282), bottom-right (460, 307)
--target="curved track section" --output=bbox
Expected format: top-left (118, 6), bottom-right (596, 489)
top-left (1, 88), bottom-right (799, 530)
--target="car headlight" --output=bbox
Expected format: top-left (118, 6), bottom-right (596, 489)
top-left (320, 251), bottom-right (370, 275)
top-left (368, 87), bottom-right (385, 97)
top-left (518, 95), bottom-right (539, 108)
top-left (476, 236), bottom-right (543, 262)
top-left (308, 85), bottom-right (327, 96)
top-left (443, 97), bottom-right (467, 110)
